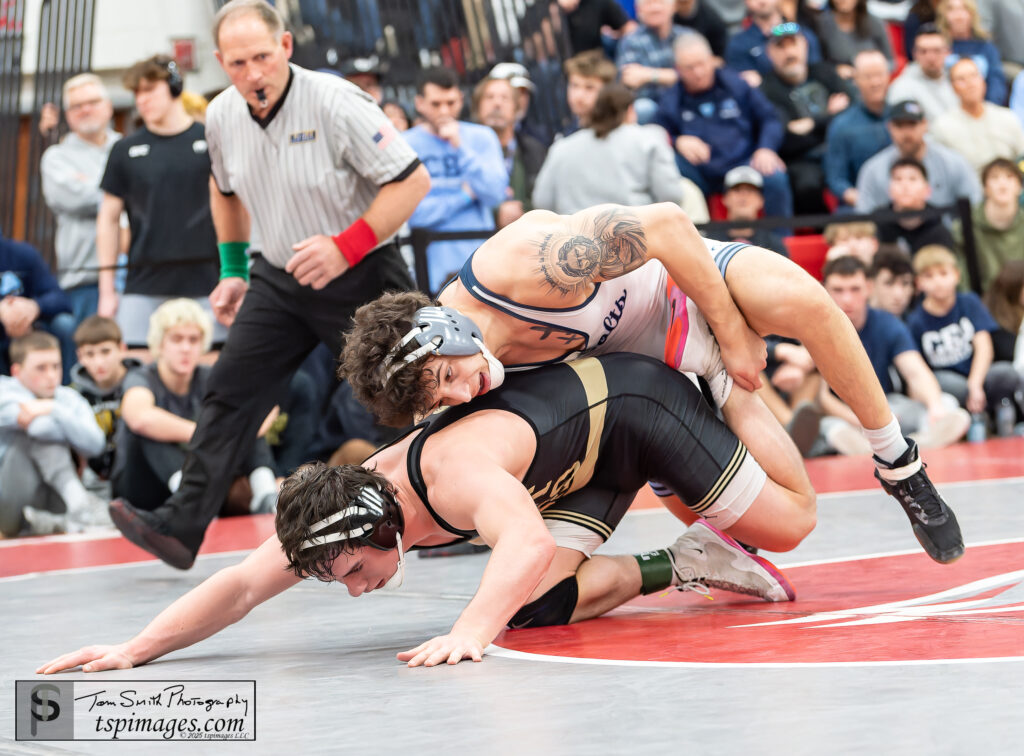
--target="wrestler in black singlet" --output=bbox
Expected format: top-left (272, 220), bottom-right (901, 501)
top-left (404, 353), bottom-right (751, 544)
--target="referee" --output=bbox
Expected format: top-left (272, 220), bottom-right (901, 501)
top-left (108, 0), bottom-right (430, 569)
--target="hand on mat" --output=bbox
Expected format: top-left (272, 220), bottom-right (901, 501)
top-left (210, 277), bottom-right (248, 327)
top-left (288, 234), bottom-right (349, 290)
top-left (398, 632), bottom-right (485, 667)
top-left (37, 644), bottom-right (137, 675)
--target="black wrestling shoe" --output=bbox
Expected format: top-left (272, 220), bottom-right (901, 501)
top-left (109, 498), bottom-right (196, 570)
top-left (873, 440), bottom-right (964, 564)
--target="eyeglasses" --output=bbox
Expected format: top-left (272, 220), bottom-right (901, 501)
top-left (66, 97), bottom-right (104, 112)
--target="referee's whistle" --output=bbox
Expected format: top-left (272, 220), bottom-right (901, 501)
top-left (256, 88), bottom-right (268, 108)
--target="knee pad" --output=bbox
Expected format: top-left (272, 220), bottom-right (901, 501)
top-left (507, 575), bottom-right (579, 628)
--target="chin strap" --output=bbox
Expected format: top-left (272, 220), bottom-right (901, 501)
top-left (379, 532), bottom-right (406, 592)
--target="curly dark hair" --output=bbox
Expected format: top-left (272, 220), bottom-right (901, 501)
top-left (276, 462), bottom-right (396, 581)
top-left (339, 290), bottom-right (442, 427)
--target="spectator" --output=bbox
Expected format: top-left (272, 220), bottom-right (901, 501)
top-left (876, 158), bottom-right (957, 255)
top-left (381, 100), bottom-right (411, 131)
top-left (719, 165), bottom-right (789, 254)
top-left (818, 255), bottom-right (969, 454)
top-left (40, 73), bottom-right (121, 327)
top-left (855, 99), bottom-right (981, 212)
top-left (824, 220), bottom-right (879, 265)
top-left (657, 30), bottom-right (793, 217)
top-left (532, 83), bottom-right (686, 213)
top-left (724, 0), bottom-right (823, 88)
top-left (69, 316), bottom-right (141, 482)
top-left (952, 158), bottom-right (1024, 293)
top-left (937, 0), bottom-right (1006, 105)
top-left (487, 63), bottom-right (550, 147)
top-left (561, 50), bottom-right (618, 136)
top-left (673, 0), bottom-right (730, 59)
top-left (758, 335), bottom-right (822, 457)
top-left (112, 299), bottom-right (279, 514)
top-left (96, 55), bottom-right (224, 355)
top-left (0, 232), bottom-right (75, 382)
top-left (815, 0), bottom-right (893, 78)
top-left (404, 67), bottom-right (507, 293)
top-left (976, 0), bottom-right (1024, 82)
top-left (616, 0), bottom-right (686, 122)
top-left (932, 58), bottom-right (1024, 174)
top-left (0, 332), bottom-right (106, 536)
top-left (887, 24), bottom-right (959, 123)
top-left (473, 77), bottom-right (548, 229)
top-left (907, 244), bottom-right (1021, 425)
top-left (339, 54), bottom-right (385, 104)
top-left (983, 259), bottom-right (1024, 364)
top-left (825, 50), bottom-right (892, 209)
top-left (557, 0), bottom-right (635, 56)
top-left (869, 248), bottom-right (916, 318)
top-left (759, 22), bottom-right (852, 214)
top-left (903, 0), bottom-right (940, 60)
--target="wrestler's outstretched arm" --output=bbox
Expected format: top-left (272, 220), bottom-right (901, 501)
top-left (398, 449), bottom-right (556, 667)
top-left (37, 535), bottom-right (301, 674)
top-left (493, 203), bottom-right (765, 391)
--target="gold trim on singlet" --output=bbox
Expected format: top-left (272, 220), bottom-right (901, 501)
top-left (541, 509), bottom-right (614, 540)
top-left (690, 442), bottom-right (747, 514)
top-left (565, 358), bottom-right (609, 494)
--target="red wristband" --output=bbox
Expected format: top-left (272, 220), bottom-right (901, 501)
top-left (331, 218), bottom-right (378, 268)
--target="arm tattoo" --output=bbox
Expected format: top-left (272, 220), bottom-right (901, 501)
top-left (532, 207), bottom-right (648, 296)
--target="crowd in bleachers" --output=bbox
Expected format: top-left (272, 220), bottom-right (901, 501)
top-left (2, 0), bottom-right (1024, 540)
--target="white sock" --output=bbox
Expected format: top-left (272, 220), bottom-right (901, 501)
top-left (51, 466), bottom-right (90, 517)
top-left (248, 466), bottom-right (277, 512)
top-left (863, 416), bottom-right (909, 464)
top-left (168, 470), bottom-right (182, 493)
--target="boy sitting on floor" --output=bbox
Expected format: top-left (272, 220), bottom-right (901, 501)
top-left (70, 316), bottom-right (141, 485)
top-left (0, 332), bottom-right (107, 535)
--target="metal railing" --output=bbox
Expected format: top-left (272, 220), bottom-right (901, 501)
top-left (405, 201), bottom-right (982, 295)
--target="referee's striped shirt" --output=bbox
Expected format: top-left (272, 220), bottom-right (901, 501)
top-left (206, 64), bottom-right (420, 269)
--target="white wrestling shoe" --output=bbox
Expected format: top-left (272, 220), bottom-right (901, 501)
top-left (667, 520), bottom-right (796, 602)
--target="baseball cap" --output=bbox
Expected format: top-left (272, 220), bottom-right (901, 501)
top-left (340, 54), bottom-right (387, 78)
top-left (768, 21), bottom-right (802, 44)
top-left (724, 165), bottom-right (764, 191)
top-left (489, 62), bottom-right (535, 92)
top-left (887, 100), bottom-right (925, 123)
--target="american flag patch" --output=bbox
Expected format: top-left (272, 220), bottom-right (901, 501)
top-left (372, 123), bottom-right (396, 150)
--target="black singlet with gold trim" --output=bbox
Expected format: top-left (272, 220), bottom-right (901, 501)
top-left (406, 353), bottom-right (747, 543)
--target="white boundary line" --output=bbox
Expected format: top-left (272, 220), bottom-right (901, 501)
top-left (487, 536), bottom-right (1024, 669)
top-left (484, 646), bottom-right (1024, 668)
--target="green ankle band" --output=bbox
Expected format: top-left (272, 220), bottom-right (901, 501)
top-left (218, 241), bottom-right (250, 281)
top-left (634, 549), bottom-right (674, 595)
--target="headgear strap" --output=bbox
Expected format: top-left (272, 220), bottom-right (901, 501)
top-left (298, 485), bottom-right (389, 551)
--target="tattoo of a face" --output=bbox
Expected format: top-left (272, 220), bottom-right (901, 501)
top-left (533, 207), bottom-right (648, 297)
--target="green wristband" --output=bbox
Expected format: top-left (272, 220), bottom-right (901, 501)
top-left (218, 241), bottom-right (250, 281)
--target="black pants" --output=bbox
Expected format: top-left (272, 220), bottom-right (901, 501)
top-left (154, 246), bottom-right (413, 551)
top-left (113, 432), bottom-right (276, 512)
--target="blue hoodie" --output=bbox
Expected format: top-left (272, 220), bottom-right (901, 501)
top-left (403, 122), bottom-right (508, 292)
top-left (0, 235), bottom-right (71, 335)
top-left (655, 68), bottom-right (784, 182)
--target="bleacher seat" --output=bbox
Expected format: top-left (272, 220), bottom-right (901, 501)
top-left (784, 233), bottom-right (829, 280)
